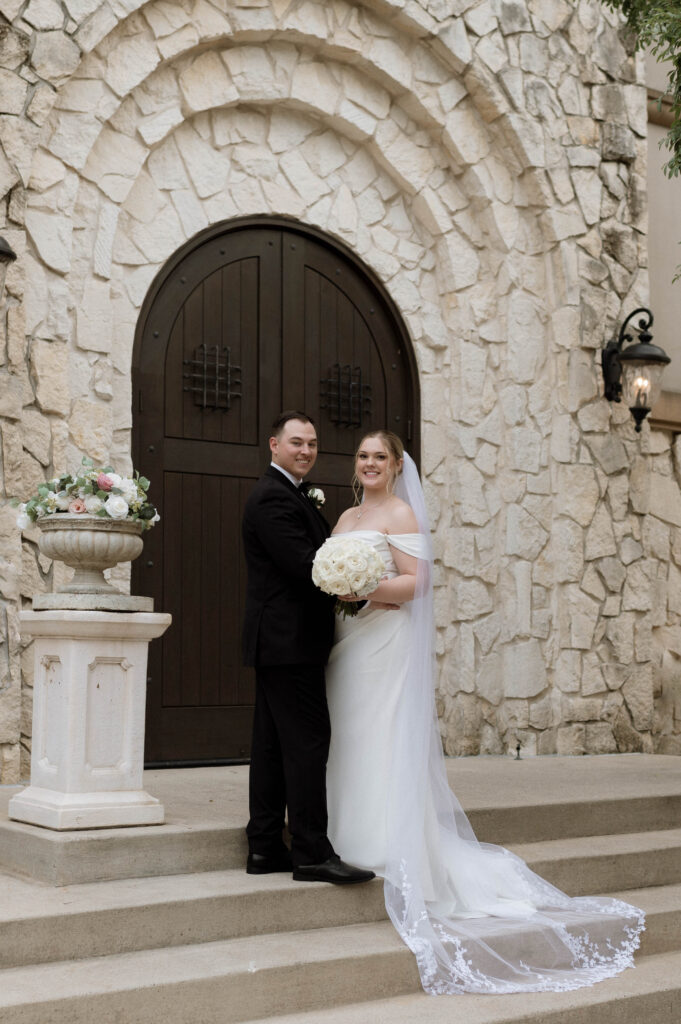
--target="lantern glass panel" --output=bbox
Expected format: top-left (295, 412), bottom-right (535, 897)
top-left (621, 360), bottom-right (667, 411)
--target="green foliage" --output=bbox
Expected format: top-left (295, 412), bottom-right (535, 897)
top-left (603, 0), bottom-right (681, 177)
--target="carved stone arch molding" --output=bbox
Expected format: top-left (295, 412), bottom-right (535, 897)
top-left (132, 214), bottom-right (419, 763)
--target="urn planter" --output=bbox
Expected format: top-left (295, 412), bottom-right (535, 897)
top-left (37, 514), bottom-right (145, 595)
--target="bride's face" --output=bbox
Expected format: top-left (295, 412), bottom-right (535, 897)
top-left (356, 436), bottom-right (398, 494)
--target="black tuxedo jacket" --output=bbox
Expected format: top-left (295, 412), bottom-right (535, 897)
top-left (242, 466), bottom-right (335, 668)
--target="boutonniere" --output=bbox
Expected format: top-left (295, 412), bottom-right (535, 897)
top-left (306, 486), bottom-right (326, 509)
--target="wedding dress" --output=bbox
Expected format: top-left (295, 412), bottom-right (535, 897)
top-left (324, 454), bottom-right (645, 995)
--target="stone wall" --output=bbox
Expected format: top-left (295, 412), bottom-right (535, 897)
top-left (1, 0), bottom-right (679, 782)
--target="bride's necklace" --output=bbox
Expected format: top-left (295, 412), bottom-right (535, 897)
top-left (356, 496), bottom-right (390, 519)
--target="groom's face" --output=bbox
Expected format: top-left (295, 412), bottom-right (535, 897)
top-left (270, 419), bottom-right (318, 480)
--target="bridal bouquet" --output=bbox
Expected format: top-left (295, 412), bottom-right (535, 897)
top-left (312, 536), bottom-right (385, 617)
top-left (15, 457), bottom-right (159, 531)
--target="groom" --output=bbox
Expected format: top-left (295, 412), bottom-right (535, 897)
top-left (242, 411), bottom-right (374, 884)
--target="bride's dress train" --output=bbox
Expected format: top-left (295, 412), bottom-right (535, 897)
top-left (326, 527), bottom-right (645, 995)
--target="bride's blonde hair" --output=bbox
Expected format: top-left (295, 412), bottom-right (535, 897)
top-left (352, 430), bottom-right (404, 506)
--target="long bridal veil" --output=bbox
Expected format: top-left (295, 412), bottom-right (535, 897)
top-left (387, 452), bottom-right (644, 994)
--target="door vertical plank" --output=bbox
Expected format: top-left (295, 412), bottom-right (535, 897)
top-left (180, 472), bottom-right (203, 708)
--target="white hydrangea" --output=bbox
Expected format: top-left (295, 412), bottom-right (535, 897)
top-left (84, 495), bottom-right (104, 514)
top-left (312, 537), bottom-right (385, 598)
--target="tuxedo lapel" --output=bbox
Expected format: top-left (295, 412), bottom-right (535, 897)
top-left (263, 465), bottom-right (329, 543)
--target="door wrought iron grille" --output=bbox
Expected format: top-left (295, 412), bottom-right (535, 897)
top-left (320, 363), bottom-right (372, 428)
top-left (183, 344), bottom-right (242, 411)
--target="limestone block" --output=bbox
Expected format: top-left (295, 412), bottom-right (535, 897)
top-left (643, 515), bottom-right (670, 561)
top-left (508, 426), bottom-right (541, 474)
top-left (629, 457), bottom-right (650, 515)
top-left (142, 0), bottom-right (190, 37)
top-left (453, 577), bottom-right (493, 622)
top-left (82, 128), bottom-right (148, 204)
top-left (24, 207), bottom-right (71, 274)
top-left (48, 111), bottom-right (103, 171)
top-left (506, 292), bottom-right (544, 384)
top-left (612, 706), bottom-right (644, 752)
top-left (435, 19), bottom-right (472, 74)
top-left (621, 560), bottom-right (652, 612)
top-left (556, 464), bottom-right (599, 528)
top-left (606, 610), bottom-right (635, 664)
top-left (174, 125), bottom-right (228, 198)
top-left (0, 114), bottom-right (40, 187)
top-left (463, 64), bottom-right (509, 124)
top-left (584, 503), bottom-right (617, 560)
top-left (585, 722), bottom-right (617, 753)
top-left (221, 45), bottom-right (282, 102)
top-left (22, 407), bottom-right (51, 465)
top-left (456, 461), bottom-right (491, 526)
top-left (550, 413), bottom-right (579, 463)
top-left (0, 372), bottom-right (23, 420)
top-left (581, 563), bottom-right (606, 602)
top-left (559, 584), bottom-right (599, 650)
top-left (596, 555), bottom-right (626, 594)
top-left (0, 68), bottom-right (28, 115)
top-left (501, 112), bottom-right (544, 168)
top-left (104, 34), bottom-right (160, 99)
top-left (622, 667), bottom-right (655, 733)
top-left (477, 651), bottom-right (503, 705)
top-left (577, 401), bottom-right (610, 433)
top-left (147, 136), bottom-right (190, 191)
top-left (648, 472), bottom-right (681, 528)
top-left (556, 723), bottom-right (586, 755)
top-left (562, 695), bottom-right (603, 722)
top-left (571, 168), bottom-right (602, 226)
top-left (601, 122), bottom-right (636, 163)
top-left (0, 681), bottom-right (20, 744)
top-left (31, 31), bottom-right (80, 85)
top-left (412, 187), bottom-right (451, 236)
top-left (435, 233), bottom-right (479, 291)
top-left (75, 279), bottom-right (113, 355)
top-left (280, 149), bottom-right (331, 204)
top-left (93, 201), bottom-right (120, 279)
top-left (443, 527), bottom-right (476, 576)
top-left (552, 518), bottom-right (584, 583)
top-left (540, 204), bottom-right (587, 243)
top-left (383, 133), bottom-right (435, 195)
top-left (179, 52), bottom-right (238, 113)
top-left (506, 505), bottom-right (548, 560)
top-left (502, 639), bottom-right (547, 698)
top-left (498, 0), bottom-right (531, 33)
top-left (443, 104), bottom-right (490, 165)
top-left (339, 68), bottom-right (390, 122)
top-left (30, 340), bottom-right (70, 417)
top-left (554, 649), bottom-right (581, 693)
top-left (138, 106), bottom-right (184, 147)
top-left (68, 398), bottom-right (113, 463)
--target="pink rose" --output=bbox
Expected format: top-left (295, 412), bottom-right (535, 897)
top-left (68, 499), bottom-right (86, 513)
top-left (97, 473), bottom-right (113, 491)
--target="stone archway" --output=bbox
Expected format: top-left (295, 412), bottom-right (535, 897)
top-left (133, 216), bottom-right (419, 764)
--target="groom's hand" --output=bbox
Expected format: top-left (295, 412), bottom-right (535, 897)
top-left (368, 601), bottom-right (400, 610)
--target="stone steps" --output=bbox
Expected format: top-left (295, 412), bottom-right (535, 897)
top-left (3, 828), bottom-right (681, 970)
top-left (2, 754), bottom-right (680, 885)
top-left (237, 949), bottom-right (681, 1024)
top-left (1, 881), bottom-right (679, 1024)
top-left (1, 754), bottom-right (679, 1023)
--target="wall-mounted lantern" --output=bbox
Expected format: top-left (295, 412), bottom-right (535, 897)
top-left (601, 308), bottom-right (671, 432)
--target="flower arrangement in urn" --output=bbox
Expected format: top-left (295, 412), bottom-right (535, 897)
top-left (16, 457), bottom-right (159, 531)
top-left (15, 458), bottom-right (159, 603)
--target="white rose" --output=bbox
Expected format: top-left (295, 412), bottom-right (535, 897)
top-left (55, 492), bottom-right (70, 510)
top-left (107, 473), bottom-right (122, 489)
top-left (104, 494), bottom-right (129, 519)
top-left (16, 512), bottom-right (31, 530)
top-left (85, 495), bottom-right (104, 514)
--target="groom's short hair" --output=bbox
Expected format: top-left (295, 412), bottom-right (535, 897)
top-left (271, 410), bottom-right (316, 437)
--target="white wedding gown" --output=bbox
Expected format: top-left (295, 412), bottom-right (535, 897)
top-left (325, 528), bottom-right (645, 995)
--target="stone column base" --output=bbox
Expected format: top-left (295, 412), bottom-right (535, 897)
top-left (8, 785), bottom-right (164, 831)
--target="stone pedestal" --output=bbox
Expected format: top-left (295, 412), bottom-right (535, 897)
top-left (9, 610), bottom-right (171, 831)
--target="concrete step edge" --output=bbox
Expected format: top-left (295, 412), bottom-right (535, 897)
top-left (237, 949), bottom-right (681, 1024)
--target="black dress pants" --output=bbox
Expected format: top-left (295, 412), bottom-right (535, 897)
top-left (246, 663), bottom-right (336, 867)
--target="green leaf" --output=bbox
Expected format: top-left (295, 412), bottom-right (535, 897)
top-left (138, 476), bottom-right (150, 491)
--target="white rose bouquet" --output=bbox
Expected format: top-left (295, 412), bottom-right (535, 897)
top-left (312, 536), bottom-right (385, 617)
top-left (15, 457), bottom-right (159, 532)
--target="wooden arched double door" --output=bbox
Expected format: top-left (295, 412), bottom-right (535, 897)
top-left (133, 217), bottom-right (418, 765)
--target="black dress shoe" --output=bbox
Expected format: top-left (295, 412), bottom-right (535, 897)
top-left (246, 850), bottom-right (293, 874)
top-left (292, 855), bottom-right (376, 885)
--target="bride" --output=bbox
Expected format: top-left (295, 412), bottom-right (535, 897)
top-left (324, 429), bottom-right (645, 995)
